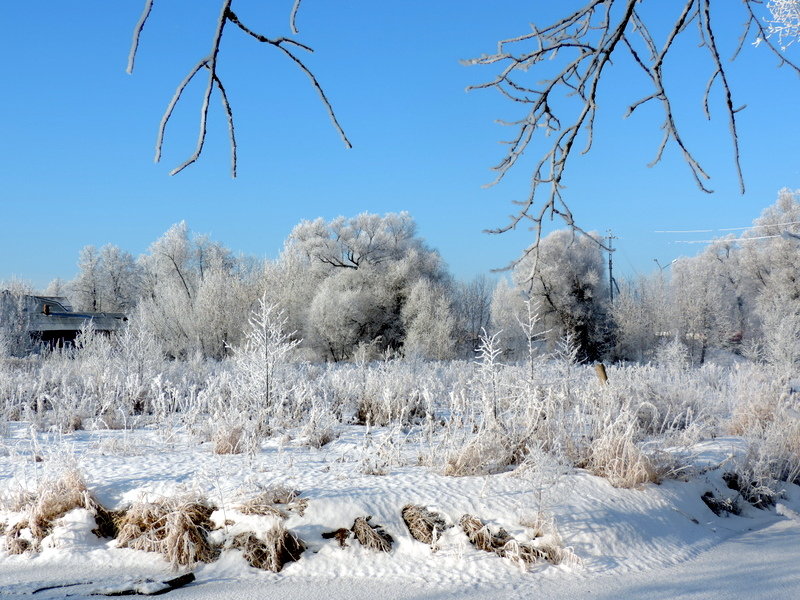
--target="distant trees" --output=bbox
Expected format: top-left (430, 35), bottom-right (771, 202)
top-left (69, 244), bottom-right (140, 313)
top-left (611, 188), bottom-right (800, 367)
top-left (54, 213), bottom-right (468, 363)
top-left (137, 221), bottom-right (255, 360)
top-left (42, 189), bottom-right (800, 367)
top-left (454, 275), bottom-right (493, 355)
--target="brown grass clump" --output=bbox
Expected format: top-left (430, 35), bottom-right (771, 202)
top-left (27, 469), bottom-right (91, 540)
top-left (3, 469), bottom-right (118, 552)
top-left (459, 514), bottom-right (569, 566)
top-left (233, 525), bottom-right (306, 572)
top-left (401, 505), bottom-right (448, 545)
top-left (351, 516), bottom-right (393, 552)
top-left (213, 425), bottom-right (245, 455)
top-left (6, 536), bottom-right (31, 555)
top-left (4, 521), bottom-right (31, 554)
top-left (116, 497), bottom-right (217, 569)
top-left (27, 469), bottom-right (117, 541)
top-left (238, 487), bottom-right (308, 518)
top-left (460, 514), bottom-right (504, 553)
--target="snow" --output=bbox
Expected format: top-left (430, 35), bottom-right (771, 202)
top-left (2, 423), bottom-right (799, 599)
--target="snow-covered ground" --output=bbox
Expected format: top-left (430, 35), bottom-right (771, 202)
top-left (2, 423), bottom-right (799, 599)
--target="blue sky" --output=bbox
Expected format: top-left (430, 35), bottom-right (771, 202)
top-left (1, 1), bottom-right (798, 288)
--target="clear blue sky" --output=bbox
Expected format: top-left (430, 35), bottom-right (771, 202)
top-left (1, 1), bottom-right (798, 288)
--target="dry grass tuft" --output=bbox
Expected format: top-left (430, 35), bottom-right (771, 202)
top-left (25, 469), bottom-right (116, 541)
top-left (4, 521), bottom-right (31, 554)
top-left (233, 524), bottom-right (305, 572)
top-left (585, 416), bottom-right (678, 488)
top-left (116, 496), bottom-right (217, 569)
top-left (2, 469), bottom-right (119, 552)
top-left (28, 469), bottom-right (91, 540)
top-left (65, 415), bottom-right (83, 432)
top-left (443, 434), bottom-right (526, 477)
top-left (213, 425), bottom-right (245, 455)
top-left (6, 536), bottom-right (31, 555)
top-left (351, 516), bottom-right (393, 552)
top-left (238, 487), bottom-right (308, 517)
top-left (459, 514), bottom-right (505, 554)
top-left (401, 505), bottom-right (448, 545)
top-left (459, 513), bottom-right (570, 566)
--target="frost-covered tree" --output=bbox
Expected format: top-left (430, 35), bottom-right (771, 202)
top-left (669, 254), bottom-right (730, 364)
top-left (289, 212), bottom-right (423, 270)
top-left (764, 0), bottom-right (800, 48)
top-left (42, 278), bottom-right (68, 298)
top-left (69, 245), bottom-right (103, 312)
top-left (98, 244), bottom-right (141, 312)
top-left (69, 244), bottom-right (141, 313)
top-left (611, 274), bottom-right (671, 362)
top-left (232, 293), bottom-right (300, 419)
top-left (402, 279), bottom-right (456, 360)
top-left (141, 221), bottom-right (196, 301)
top-left (0, 281), bottom-right (36, 357)
top-left (742, 188), bottom-right (800, 369)
top-left (489, 278), bottom-right (528, 358)
top-left (647, 188), bottom-right (800, 364)
top-left (137, 222), bottom-right (256, 359)
top-left (282, 212), bottom-right (450, 361)
top-left (454, 275), bottom-right (493, 356)
top-left (514, 230), bottom-right (609, 362)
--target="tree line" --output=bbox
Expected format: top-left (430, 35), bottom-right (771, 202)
top-left (2, 189), bottom-right (798, 368)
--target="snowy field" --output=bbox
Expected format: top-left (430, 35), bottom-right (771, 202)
top-left (2, 379), bottom-right (799, 600)
top-left (1, 328), bottom-right (799, 599)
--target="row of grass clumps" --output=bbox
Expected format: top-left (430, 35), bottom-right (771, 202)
top-left (1, 471), bottom-right (306, 572)
top-left (1, 472), bottom-right (574, 571)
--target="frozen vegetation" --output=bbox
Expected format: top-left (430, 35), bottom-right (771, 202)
top-left (1, 190), bottom-right (800, 597)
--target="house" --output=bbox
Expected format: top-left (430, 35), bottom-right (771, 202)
top-left (24, 295), bottom-right (127, 346)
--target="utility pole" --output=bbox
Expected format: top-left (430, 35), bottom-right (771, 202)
top-left (607, 230), bottom-right (618, 302)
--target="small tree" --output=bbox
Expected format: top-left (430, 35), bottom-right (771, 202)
top-left (233, 292), bottom-right (300, 420)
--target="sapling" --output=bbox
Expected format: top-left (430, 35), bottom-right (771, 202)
top-left (231, 292), bottom-right (301, 432)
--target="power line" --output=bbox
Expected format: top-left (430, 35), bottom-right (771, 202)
top-left (673, 234), bottom-right (783, 244)
top-left (655, 220), bottom-right (800, 234)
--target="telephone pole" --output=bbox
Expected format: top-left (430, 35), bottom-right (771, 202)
top-left (607, 230), bottom-right (618, 302)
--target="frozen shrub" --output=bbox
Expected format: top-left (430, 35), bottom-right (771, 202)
top-left (302, 400), bottom-right (339, 448)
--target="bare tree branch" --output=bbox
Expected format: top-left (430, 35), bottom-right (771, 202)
top-left (129, 0), bottom-right (350, 177)
top-left (290, 0), bottom-right (303, 35)
top-left (467, 0), bottom-right (800, 274)
top-left (168, 0), bottom-right (232, 176)
top-left (126, 0), bottom-right (154, 75)
top-left (227, 10), bottom-right (352, 149)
